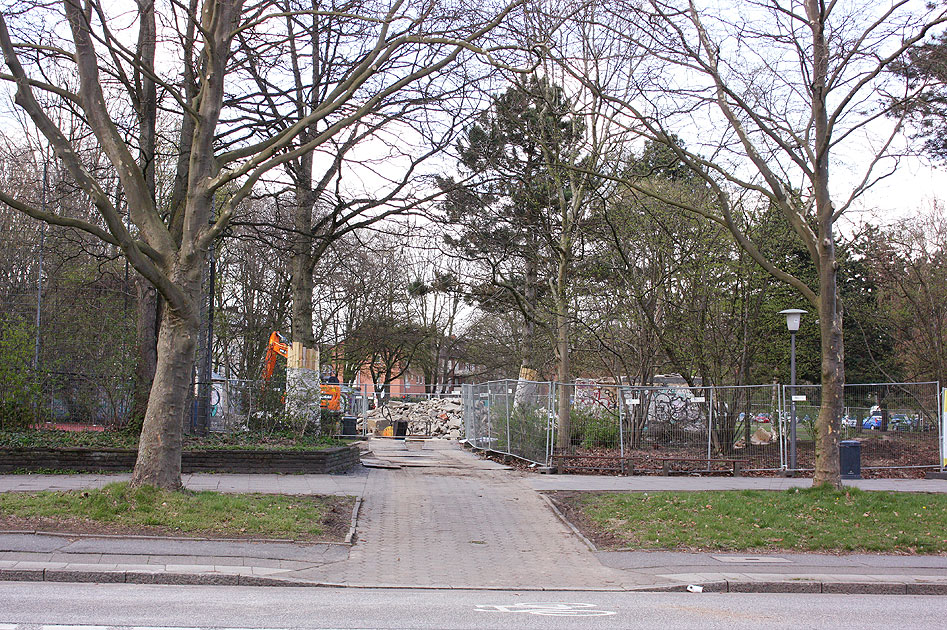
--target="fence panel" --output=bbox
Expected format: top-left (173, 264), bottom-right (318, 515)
top-left (782, 382), bottom-right (941, 471)
top-left (617, 385), bottom-right (713, 471)
top-left (38, 372), bottom-right (134, 428)
top-left (708, 385), bottom-right (783, 471)
top-left (462, 379), bottom-right (553, 466)
top-left (189, 379), bottom-right (370, 436)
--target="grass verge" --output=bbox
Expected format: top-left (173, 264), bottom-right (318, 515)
top-left (554, 487), bottom-right (947, 554)
top-left (0, 430), bottom-right (347, 451)
top-left (0, 482), bottom-right (354, 542)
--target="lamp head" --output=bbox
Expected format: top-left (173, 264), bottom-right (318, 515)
top-left (779, 308), bottom-right (807, 333)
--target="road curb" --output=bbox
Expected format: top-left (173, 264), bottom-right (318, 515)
top-left (2, 568), bottom-right (946, 594)
top-left (344, 496), bottom-right (361, 545)
top-left (633, 580), bottom-right (947, 595)
top-left (537, 493), bottom-right (598, 552)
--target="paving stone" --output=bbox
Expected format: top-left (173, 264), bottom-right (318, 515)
top-left (314, 444), bottom-right (631, 589)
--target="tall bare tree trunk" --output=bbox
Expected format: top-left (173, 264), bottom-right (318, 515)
top-left (130, 0), bottom-right (158, 429)
top-left (809, 0), bottom-right (843, 488)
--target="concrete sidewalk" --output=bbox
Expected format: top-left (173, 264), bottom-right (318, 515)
top-left (0, 439), bottom-right (945, 593)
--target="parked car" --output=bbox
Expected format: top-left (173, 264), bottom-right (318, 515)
top-left (862, 415), bottom-right (882, 430)
top-left (889, 414), bottom-right (916, 431)
top-left (841, 415), bottom-right (857, 428)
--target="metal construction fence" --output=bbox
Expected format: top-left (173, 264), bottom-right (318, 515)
top-left (0, 372), bottom-right (135, 430)
top-left (462, 379), bottom-right (943, 474)
top-left (186, 380), bottom-right (462, 436)
top-left (784, 382), bottom-right (941, 472)
top-left (188, 379), bottom-right (372, 435)
top-left (462, 380), bottom-right (556, 466)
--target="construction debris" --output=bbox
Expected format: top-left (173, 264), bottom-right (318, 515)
top-left (361, 398), bottom-right (463, 439)
top-left (750, 427), bottom-right (775, 445)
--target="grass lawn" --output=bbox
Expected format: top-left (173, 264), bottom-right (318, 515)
top-left (554, 487), bottom-right (947, 554)
top-left (0, 482), bottom-right (353, 542)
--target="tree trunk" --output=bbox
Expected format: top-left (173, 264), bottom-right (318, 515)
top-left (815, 280), bottom-right (844, 487)
top-left (809, 0), bottom-right (843, 488)
top-left (555, 310), bottom-right (572, 450)
top-left (514, 254), bottom-right (540, 407)
top-left (131, 277), bottom-right (159, 427)
top-left (290, 251), bottom-right (315, 348)
top-left (555, 259), bottom-right (571, 450)
top-left (130, 304), bottom-right (199, 489)
top-left (290, 181), bottom-right (315, 349)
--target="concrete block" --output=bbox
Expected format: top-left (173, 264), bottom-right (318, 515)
top-left (728, 580), bottom-right (821, 593)
top-left (0, 569), bottom-right (44, 581)
top-left (238, 575), bottom-right (300, 587)
top-left (126, 571), bottom-right (240, 586)
top-left (45, 569), bottom-right (125, 583)
top-left (822, 582), bottom-right (907, 595)
top-left (906, 582), bottom-right (947, 595)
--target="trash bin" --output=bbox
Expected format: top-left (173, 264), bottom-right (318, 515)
top-left (341, 416), bottom-right (357, 436)
top-left (840, 440), bottom-right (861, 479)
top-left (394, 419), bottom-right (408, 438)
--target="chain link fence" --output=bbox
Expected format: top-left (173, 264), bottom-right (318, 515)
top-left (463, 379), bottom-right (941, 474)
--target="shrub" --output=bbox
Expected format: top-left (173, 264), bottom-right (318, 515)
top-left (0, 317), bottom-right (40, 429)
top-left (569, 406), bottom-right (620, 449)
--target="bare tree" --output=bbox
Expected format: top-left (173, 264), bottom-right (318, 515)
top-left (553, 0), bottom-right (946, 486)
top-left (0, 0), bottom-right (525, 488)
top-left (228, 0), bottom-right (490, 362)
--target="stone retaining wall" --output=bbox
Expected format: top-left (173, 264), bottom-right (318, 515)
top-left (0, 445), bottom-right (361, 474)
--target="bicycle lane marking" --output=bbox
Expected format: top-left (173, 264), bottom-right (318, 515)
top-left (475, 603), bottom-right (616, 617)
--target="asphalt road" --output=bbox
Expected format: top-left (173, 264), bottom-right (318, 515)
top-left (1, 583), bottom-right (945, 630)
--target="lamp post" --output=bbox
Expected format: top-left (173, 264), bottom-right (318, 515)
top-left (779, 309), bottom-right (806, 473)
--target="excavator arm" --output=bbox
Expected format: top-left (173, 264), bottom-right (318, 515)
top-left (262, 331), bottom-right (289, 383)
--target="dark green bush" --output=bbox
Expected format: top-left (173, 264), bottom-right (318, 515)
top-left (569, 406), bottom-right (620, 449)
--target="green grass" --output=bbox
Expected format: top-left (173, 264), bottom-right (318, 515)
top-left (565, 487), bottom-right (947, 554)
top-left (0, 430), bottom-right (346, 451)
top-left (0, 482), bottom-right (353, 541)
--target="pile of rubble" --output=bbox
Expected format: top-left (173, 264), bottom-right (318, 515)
top-left (362, 398), bottom-right (464, 439)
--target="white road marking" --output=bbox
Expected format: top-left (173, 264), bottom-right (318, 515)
top-left (475, 602), bottom-right (617, 617)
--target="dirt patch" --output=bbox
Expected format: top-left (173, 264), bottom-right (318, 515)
top-left (0, 495), bottom-right (355, 543)
top-left (545, 491), bottom-right (626, 550)
top-left (484, 432), bottom-right (940, 478)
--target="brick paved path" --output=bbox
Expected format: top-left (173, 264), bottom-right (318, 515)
top-left (292, 440), bottom-right (632, 589)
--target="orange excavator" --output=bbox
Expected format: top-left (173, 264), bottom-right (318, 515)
top-left (261, 331), bottom-right (342, 413)
top-left (262, 331), bottom-right (290, 383)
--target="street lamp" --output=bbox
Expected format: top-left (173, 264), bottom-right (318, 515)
top-left (779, 309), bottom-right (807, 473)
